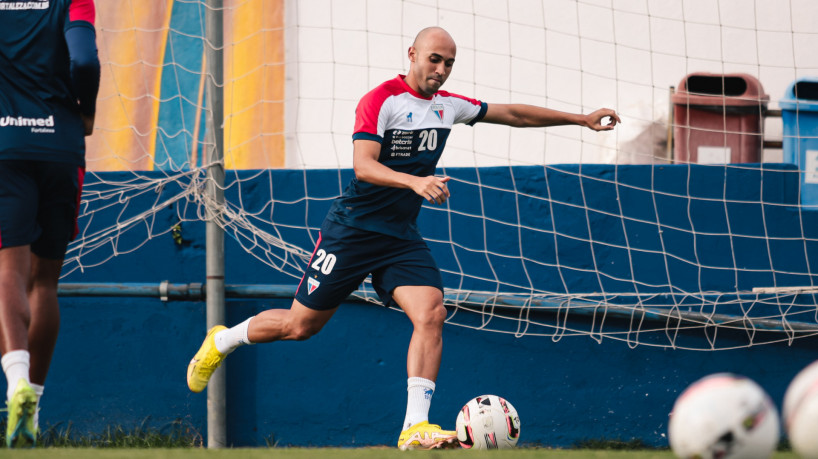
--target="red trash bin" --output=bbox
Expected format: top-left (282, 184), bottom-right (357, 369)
top-left (672, 73), bottom-right (769, 164)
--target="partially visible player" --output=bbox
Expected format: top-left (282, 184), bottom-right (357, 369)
top-left (0, 0), bottom-right (100, 448)
top-left (187, 26), bottom-right (619, 449)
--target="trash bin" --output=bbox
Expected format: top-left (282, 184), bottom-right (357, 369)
top-left (672, 73), bottom-right (768, 164)
top-left (780, 77), bottom-right (818, 206)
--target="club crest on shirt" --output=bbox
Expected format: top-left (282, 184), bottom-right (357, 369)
top-left (430, 104), bottom-right (444, 121)
top-left (307, 277), bottom-right (320, 295)
top-left (0, 0), bottom-right (49, 10)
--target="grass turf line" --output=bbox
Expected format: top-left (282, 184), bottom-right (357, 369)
top-left (0, 450), bottom-right (802, 458)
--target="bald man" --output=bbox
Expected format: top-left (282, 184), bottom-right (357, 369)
top-left (187, 26), bottom-right (620, 450)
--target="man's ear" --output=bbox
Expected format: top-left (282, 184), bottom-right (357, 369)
top-left (408, 46), bottom-right (417, 63)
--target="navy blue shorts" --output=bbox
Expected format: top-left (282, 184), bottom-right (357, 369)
top-left (0, 160), bottom-right (84, 259)
top-left (295, 219), bottom-right (443, 310)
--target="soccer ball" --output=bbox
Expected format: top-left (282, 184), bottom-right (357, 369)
top-left (455, 394), bottom-right (520, 449)
top-left (668, 373), bottom-right (779, 459)
top-left (783, 360), bottom-right (818, 458)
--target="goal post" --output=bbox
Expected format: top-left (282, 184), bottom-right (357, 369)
top-left (204, 0), bottom-right (226, 449)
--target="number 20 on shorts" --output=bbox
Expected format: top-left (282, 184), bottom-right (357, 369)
top-left (311, 249), bottom-right (336, 275)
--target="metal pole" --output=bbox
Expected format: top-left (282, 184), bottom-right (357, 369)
top-left (205, 0), bottom-right (226, 449)
top-left (55, 282), bottom-right (818, 333)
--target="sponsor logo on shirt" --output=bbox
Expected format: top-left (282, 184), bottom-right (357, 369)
top-left (0, 115), bottom-right (55, 133)
top-left (0, 1), bottom-right (49, 10)
top-left (389, 130), bottom-right (413, 157)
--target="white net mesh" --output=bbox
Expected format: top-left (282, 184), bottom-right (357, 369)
top-left (68, 0), bottom-right (818, 349)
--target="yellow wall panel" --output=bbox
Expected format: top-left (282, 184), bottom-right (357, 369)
top-left (224, 0), bottom-right (285, 169)
top-left (85, 0), bottom-right (174, 171)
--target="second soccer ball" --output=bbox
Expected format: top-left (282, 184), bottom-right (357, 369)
top-left (668, 373), bottom-right (779, 459)
top-left (783, 360), bottom-right (818, 459)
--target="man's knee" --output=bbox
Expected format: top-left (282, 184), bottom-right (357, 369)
top-left (415, 302), bottom-right (447, 330)
top-left (27, 281), bottom-right (58, 298)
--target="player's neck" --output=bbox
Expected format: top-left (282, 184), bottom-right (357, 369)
top-left (401, 74), bottom-right (434, 99)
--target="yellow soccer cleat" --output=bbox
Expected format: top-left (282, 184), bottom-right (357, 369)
top-left (6, 379), bottom-right (37, 448)
top-left (397, 421), bottom-right (459, 450)
top-left (187, 325), bottom-right (227, 393)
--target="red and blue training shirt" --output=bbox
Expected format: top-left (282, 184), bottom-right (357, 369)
top-left (326, 74), bottom-right (487, 240)
top-left (0, 0), bottom-right (99, 166)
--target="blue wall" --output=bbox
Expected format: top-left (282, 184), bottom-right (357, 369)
top-left (29, 164), bottom-right (818, 447)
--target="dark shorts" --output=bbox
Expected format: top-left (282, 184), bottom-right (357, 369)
top-left (0, 160), bottom-right (84, 259)
top-left (294, 219), bottom-right (443, 310)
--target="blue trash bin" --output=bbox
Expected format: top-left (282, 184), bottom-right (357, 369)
top-left (781, 77), bottom-right (818, 206)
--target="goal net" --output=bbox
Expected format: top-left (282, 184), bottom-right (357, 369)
top-left (68, 0), bottom-right (818, 350)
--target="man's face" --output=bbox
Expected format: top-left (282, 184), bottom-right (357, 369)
top-left (409, 36), bottom-right (456, 97)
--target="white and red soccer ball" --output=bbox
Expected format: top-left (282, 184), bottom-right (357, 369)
top-left (784, 360), bottom-right (818, 459)
top-left (455, 394), bottom-right (520, 449)
top-left (668, 373), bottom-right (779, 459)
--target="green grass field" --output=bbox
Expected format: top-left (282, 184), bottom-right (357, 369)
top-left (0, 449), bottom-right (802, 459)
top-left (0, 419), bottom-right (799, 458)
top-left (0, 420), bottom-right (801, 458)
top-left (0, 424), bottom-right (800, 458)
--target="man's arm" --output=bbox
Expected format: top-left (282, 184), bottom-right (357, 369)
top-left (482, 104), bottom-right (621, 131)
top-left (353, 139), bottom-right (451, 205)
top-left (65, 0), bottom-right (100, 136)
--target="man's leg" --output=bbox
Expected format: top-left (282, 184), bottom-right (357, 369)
top-left (392, 285), bottom-right (445, 383)
top-left (0, 246), bottom-right (33, 401)
top-left (189, 216), bottom-right (366, 392)
top-left (187, 299), bottom-right (336, 393)
top-left (26, 254), bottom-right (62, 433)
top-left (247, 299), bottom-right (336, 343)
top-left (0, 246), bottom-right (32, 356)
top-left (392, 285), bottom-right (457, 450)
top-left (27, 254), bottom-right (61, 386)
top-left (0, 246), bottom-right (37, 448)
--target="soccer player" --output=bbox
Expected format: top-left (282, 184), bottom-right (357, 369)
top-left (0, 0), bottom-right (99, 448)
top-left (187, 26), bottom-right (619, 449)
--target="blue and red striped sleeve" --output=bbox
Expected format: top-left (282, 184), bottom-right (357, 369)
top-left (65, 0), bottom-right (99, 117)
top-left (352, 78), bottom-right (409, 143)
top-left (352, 86), bottom-right (393, 143)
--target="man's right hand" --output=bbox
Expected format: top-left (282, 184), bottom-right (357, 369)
top-left (81, 113), bottom-right (95, 136)
top-left (412, 176), bottom-right (451, 205)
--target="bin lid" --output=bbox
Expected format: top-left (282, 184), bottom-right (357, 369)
top-left (780, 77), bottom-right (818, 112)
top-left (671, 72), bottom-right (769, 107)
